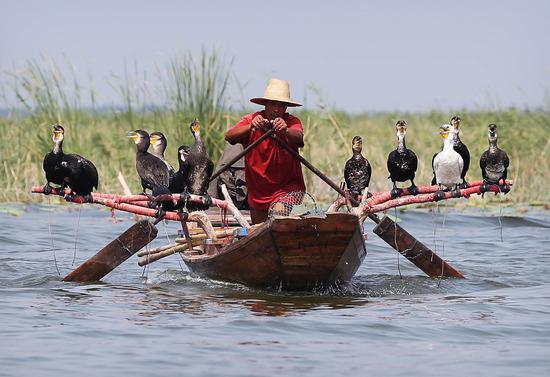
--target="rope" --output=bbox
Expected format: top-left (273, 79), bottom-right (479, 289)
top-left (393, 207), bottom-right (402, 279)
top-left (47, 195), bottom-right (61, 277)
top-left (71, 207), bottom-right (82, 266)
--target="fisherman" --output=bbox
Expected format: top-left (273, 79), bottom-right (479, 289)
top-left (225, 78), bottom-right (306, 224)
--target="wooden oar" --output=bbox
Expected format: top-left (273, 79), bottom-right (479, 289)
top-left (209, 128), bottom-right (276, 182)
top-left (270, 133), bottom-right (464, 278)
top-left (63, 219), bottom-right (158, 282)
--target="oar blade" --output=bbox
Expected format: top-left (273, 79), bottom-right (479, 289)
top-left (63, 220), bottom-right (158, 282)
top-left (373, 215), bottom-right (464, 278)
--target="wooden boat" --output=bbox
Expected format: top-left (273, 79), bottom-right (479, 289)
top-left (180, 212), bottom-right (367, 290)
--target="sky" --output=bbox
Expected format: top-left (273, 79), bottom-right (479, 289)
top-left (1, 0), bottom-right (549, 113)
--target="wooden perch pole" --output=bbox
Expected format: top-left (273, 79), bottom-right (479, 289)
top-left (220, 183), bottom-right (251, 228)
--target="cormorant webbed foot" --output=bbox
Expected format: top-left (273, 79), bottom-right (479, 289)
top-left (434, 190), bottom-right (446, 201)
top-left (178, 210), bottom-right (189, 222)
top-left (390, 188), bottom-right (403, 199)
top-left (500, 183), bottom-right (511, 194)
top-left (408, 184), bottom-right (419, 196)
top-left (459, 180), bottom-right (470, 189)
top-left (63, 193), bottom-right (75, 202)
top-left (155, 208), bottom-right (166, 219)
top-left (479, 182), bottom-right (491, 193)
top-left (451, 188), bottom-right (462, 198)
top-left (84, 194), bottom-right (94, 203)
top-left (43, 184), bottom-right (52, 195)
top-left (202, 192), bottom-right (213, 208)
top-left (147, 198), bottom-right (158, 209)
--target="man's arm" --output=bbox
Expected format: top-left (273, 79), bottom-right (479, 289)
top-left (272, 116), bottom-right (304, 148)
top-left (225, 124), bottom-right (251, 145)
top-left (283, 128), bottom-right (304, 148)
top-left (225, 113), bottom-right (266, 145)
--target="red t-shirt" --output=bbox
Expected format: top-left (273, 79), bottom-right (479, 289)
top-left (228, 111), bottom-right (306, 210)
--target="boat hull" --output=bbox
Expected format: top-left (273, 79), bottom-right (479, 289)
top-left (181, 213), bottom-right (366, 290)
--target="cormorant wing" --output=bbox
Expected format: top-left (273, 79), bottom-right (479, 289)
top-left (479, 151), bottom-right (488, 171)
top-left (502, 150), bottom-right (510, 168)
top-left (409, 150), bottom-right (418, 173)
top-left (137, 154), bottom-right (170, 188)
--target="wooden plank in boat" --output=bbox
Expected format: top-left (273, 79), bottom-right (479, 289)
top-left (205, 208), bottom-right (251, 226)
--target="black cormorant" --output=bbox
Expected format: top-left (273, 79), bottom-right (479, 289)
top-left (42, 124), bottom-right (98, 200)
top-left (450, 116), bottom-right (470, 187)
top-left (150, 131), bottom-right (175, 176)
top-left (386, 120), bottom-right (418, 198)
top-left (433, 124), bottom-right (463, 200)
top-left (185, 120), bottom-right (214, 212)
top-left (479, 123), bottom-right (510, 194)
top-left (344, 136), bottom-right (371, 205)
top-left (127, 130), bottom-right (170, 196)
top-left (169, 145), bottom-right (190, 194)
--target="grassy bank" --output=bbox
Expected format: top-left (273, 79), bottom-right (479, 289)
top-left (1, 54), bottom-right (548, 206)
top-left (1, 108), bottom-right (549, 206)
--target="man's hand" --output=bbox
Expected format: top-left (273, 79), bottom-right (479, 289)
top-left (251, 114), bottom-right (268, 131)
top-left (272, 117), bottom-right (288, 135)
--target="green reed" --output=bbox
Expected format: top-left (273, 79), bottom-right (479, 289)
top-left (1, 54), bottom-right (548, 206)
top-left (2, 107), bottom-right (548, 206)
top-left (298, 108), bottom-right (550, 205)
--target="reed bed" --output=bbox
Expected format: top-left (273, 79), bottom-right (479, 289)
top-left (1, 54), bottom-right (548, 206)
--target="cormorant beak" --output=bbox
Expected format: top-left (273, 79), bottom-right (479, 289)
top-left (52, 131), bottom-right (64, 141)
top-left (150, 135), bottom-right (159, 146)
top-left (439, 125), bottom-right (450, 139)
top-left (127, 131), bottom-right (140, 143)
top-left (191, 120), bottom-right (201, 134)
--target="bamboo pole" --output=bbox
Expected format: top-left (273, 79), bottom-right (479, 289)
top-left (220, 183), bottom-right (250, 228)
top-left (137, 240), bottom-right (203, 267)
top-left (138, 228), bottom-right (236, 266)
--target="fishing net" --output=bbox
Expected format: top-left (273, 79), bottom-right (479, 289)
top-left (268, 191), bottom-right (321, 218)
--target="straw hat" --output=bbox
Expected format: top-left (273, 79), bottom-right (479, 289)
top-left (250, 78), bottom-right (302, 107)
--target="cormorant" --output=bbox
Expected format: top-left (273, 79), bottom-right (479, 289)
top-left (185, 120), bottom-right (214, 212)
top-left (450, 116), bottom-right (470, 187)
top-left (386, 120), bottom-right (418, 198)
top-left (433, 124), bottom-right (463, 200)
top-left (127, 130), bottom-right (170, 197)
top-left (169, 145), bottom-right (190, 194)
top-left (42, 124), bottom-right (98, 201)
top-left (150, 131), bottom-right (175, 176)
top-left (344, 136), bottom-right (371, 205)
top-left (432, 116), bottom-right (470, 186)
top-left (479, 123), bottom-right (510, 194)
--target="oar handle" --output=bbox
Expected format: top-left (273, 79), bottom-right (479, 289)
top-left (270, 134), bottom-right (381, 223)
top-left (210, 128), bottom-right (276, 182)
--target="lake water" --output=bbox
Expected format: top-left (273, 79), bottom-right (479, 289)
top-left (1, 204), bottom-right (549, 377)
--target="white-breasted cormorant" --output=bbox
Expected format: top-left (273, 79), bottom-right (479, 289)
top-left (433, 124), bottom-right (463, 200)
top-left (479, 123), bottom-right (510, 194)
top-left (169, 145), bottom-right (190, 194)
top-left (42, 124), bottom-right (98, 201)
top-left (432, 116), bottom-right (470, 187)
top-left (386, 120), bottom-right (419, 198)
top-left (344, 136), bottom-right (371, 205)
top-left (150, 131), bottom-right (175, 176)
top-left (185, 120), bottom-right (214, 212)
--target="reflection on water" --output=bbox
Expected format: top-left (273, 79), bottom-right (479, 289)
top-left (1, 205), bottom-right (549, 376)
